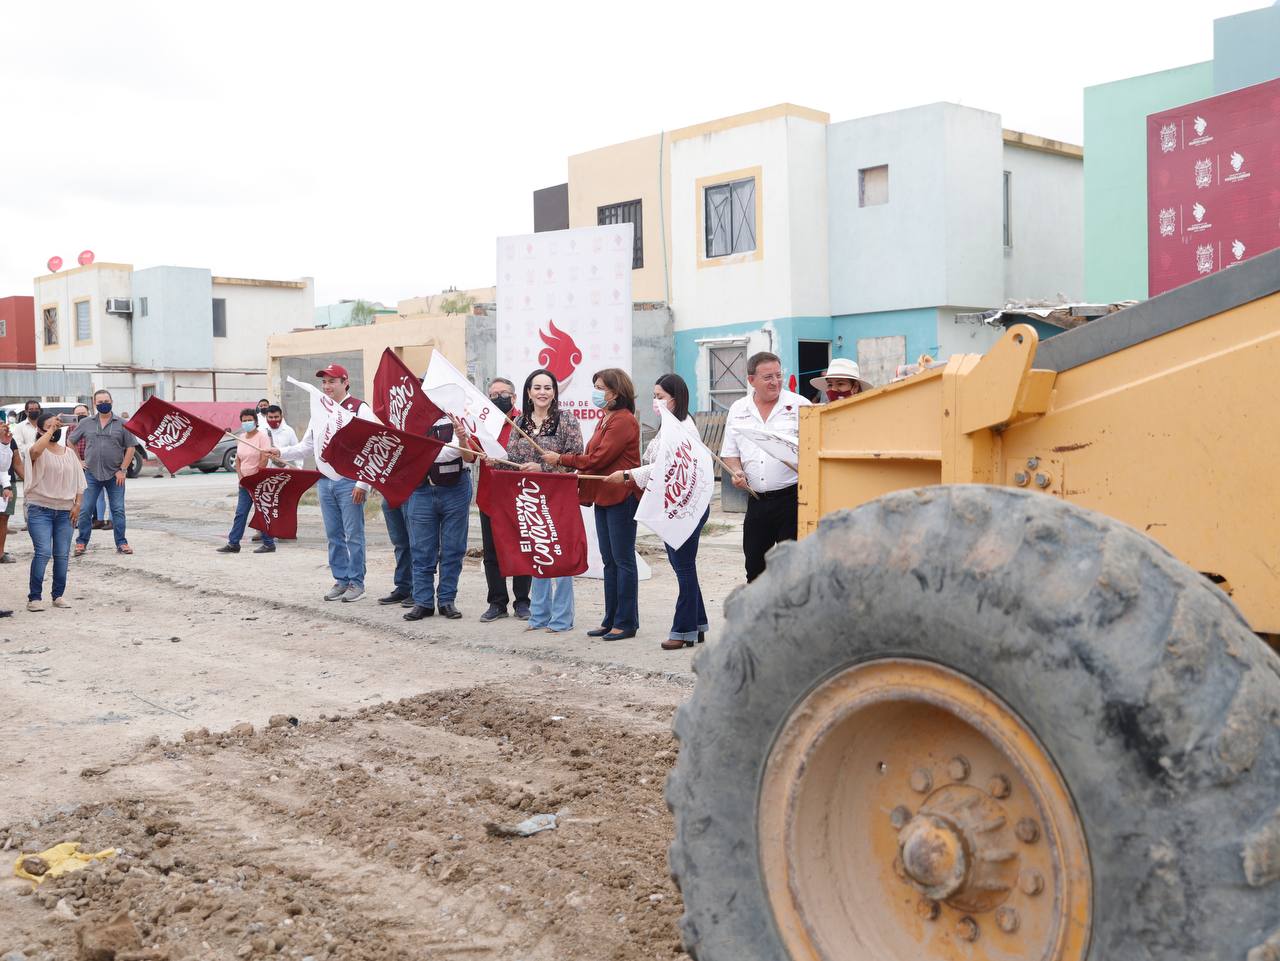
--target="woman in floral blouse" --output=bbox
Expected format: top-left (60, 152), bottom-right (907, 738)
top-left (499, 368), bottom-right (584, 633)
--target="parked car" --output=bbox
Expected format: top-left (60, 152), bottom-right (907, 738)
top-left (191, 436), bottom-right (238, 474)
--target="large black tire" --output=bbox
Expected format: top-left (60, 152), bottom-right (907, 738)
top-left (126, 455), bottom-right (143, 479)
top-left (221, 449), bottom-right (236, 473)
top-left (667, 485), bottom-right (1280, 961)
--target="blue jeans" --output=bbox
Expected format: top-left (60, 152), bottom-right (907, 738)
top-left (529, 576), bottom-right (574, 631)
top-left (28, 504), bottom-right (72, 601)
top-left (94, 487), bottom-right (107, 522)
top-left (317, 476), bottom-right (366, 588)
top-left (381, 500), bottom-right (412, 596)
top-left (665, 509), bottom-right (709, 641)
top-left (406, 475), bottom-right (471, 607)
top-left (76, 472), bottom-right (126, 548)
top-left (595, 497), bottom-right (639, 632)
top-left (228, 487), bottom-right (274, 548)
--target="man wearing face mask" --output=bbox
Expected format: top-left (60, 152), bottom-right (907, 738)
top-left (809, 357), bottom-right (873, 404)
top-left (476, 377), bottom-right (531, 622)
top-left (217, 408), bottom-right (277, 555)
top-left (13, 400), bottom-right (43, 457)
top-left (68, 389), bottom-right (137, 556)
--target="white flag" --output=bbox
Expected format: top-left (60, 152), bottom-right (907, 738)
top-left (422, 352), bottom-right (511, 458)
top-left (734, 425), bottom-right (800, 470)
top-left (635, 407), bottom-right (714, 550)
top-left (288, 376), bottom-right (353, 470)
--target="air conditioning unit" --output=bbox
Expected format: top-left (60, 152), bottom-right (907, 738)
top-left (105, 298), bottom-right (133, 316)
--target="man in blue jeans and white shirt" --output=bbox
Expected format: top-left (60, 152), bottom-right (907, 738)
top-left (69, 389), bottom-right (136, 556)
top-left (270, 364), bottom-right (378, 602)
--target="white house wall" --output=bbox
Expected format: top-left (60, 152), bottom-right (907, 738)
top-left (942, 105), bottom-right (1004, 309)
top-left (34, 265), bottom-right (134, 369)
top-left (786, 117), bottom-right (831, 318)
top-left (211, 278), bottom-right (314, 371)
top-left (1001, 144), bottom-right (1084, 302)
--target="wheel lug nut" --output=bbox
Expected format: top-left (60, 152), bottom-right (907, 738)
top-left (955, 916), bottom-right (979, 942)
top-left (947, 756), bottom-right (970, 781)
top-left (1019, 870), bottom-right (1044, 896)
top-left (909, 768), bottom-right (933, 794)
top-left (986, 774), bottom-right (1011, 799)
top-left (889, 805), bottom-right (911, 829)
top-left (1015, 817), bottom-right (1040, 843)
top-left (996, 906), bottom-right (1019, 933)
top-left (916, 898), bottom-right (940, 921)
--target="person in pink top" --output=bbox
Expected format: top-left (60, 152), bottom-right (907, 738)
top-left (216, 409), bottom-right (276, 555)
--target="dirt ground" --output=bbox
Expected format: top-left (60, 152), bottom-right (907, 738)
top-left (0, 471), bottom-right (748, 960)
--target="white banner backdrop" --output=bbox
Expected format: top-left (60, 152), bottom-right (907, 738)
top-left (496, 224), bottom-right (649, 581)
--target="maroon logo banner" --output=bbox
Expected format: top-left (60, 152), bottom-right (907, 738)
top-left (124, 397), bottom-right (224, 473)
top-left (243, 468), bottom-right (323, 539)
top-left (372, 347), bottom-right (443, 435)
top-left (480, 466), bottom-right (587, 578)
top-left (324, 417), bottom-right (444, 507)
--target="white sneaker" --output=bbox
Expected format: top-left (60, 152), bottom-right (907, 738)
top-left (26, 599), bottom-right (45, 612)
top-left (52, 597), bottom-right (70, 609)
top-left (324, 582), bottom-right (347, 601)
top-left (341, 585), bottom-right (365, 603)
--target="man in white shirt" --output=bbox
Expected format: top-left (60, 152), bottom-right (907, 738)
top-left (720, 351), bottom-right (811, 582)
top-left (269, 364), bottom-right (378, 603)
top-left (262, 406), bottom-right (303, 468)
top-left (12, 400), bottom-right (42, 456)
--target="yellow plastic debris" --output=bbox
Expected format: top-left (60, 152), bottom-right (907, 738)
top-left (12, 842), bottom-right (117, 884)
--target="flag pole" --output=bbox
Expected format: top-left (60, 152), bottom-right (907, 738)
top-left (702, 444), bottom-right (759, 500)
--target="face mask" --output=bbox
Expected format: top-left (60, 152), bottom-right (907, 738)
top-left (96, 402), bottom-right (112, 414)
top-left (591, 389), bottom-right (609, 410)
top-left (241, 422), bottom-right (256, 432)
top-left (653, 399), bottom-right (669, 416)
top-left (826, 389), bottom-right (853, 402)
top-left (48, 428), bottom-right (62, 444)
top-left (27, 410), bottom-right (39, 421)
top-left (491, 394), bottom-right (514, 414)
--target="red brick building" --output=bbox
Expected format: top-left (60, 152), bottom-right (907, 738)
top-left (0, 296), bottom-right (35, 367)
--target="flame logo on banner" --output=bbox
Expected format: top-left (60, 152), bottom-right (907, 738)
top-left (537, 320), bottom-right (583, 384)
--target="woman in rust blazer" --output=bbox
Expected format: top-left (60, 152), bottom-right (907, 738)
top-left (542, 368), bottom-right (640, 641)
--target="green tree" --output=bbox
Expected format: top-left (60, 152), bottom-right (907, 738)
top-left (440, 292), bottom-right (474, 315)
top-left (348, 300), bottom-right (376, 327)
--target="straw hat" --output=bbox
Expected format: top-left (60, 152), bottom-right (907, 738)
top-left (810, 357), bottom-right (873, 392)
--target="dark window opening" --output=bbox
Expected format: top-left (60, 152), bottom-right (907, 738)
top-left (598, 199), bottom-right (644, 269)
top-left (705, 178), bottom-right (756, 258)
top-left (212, 298), bottom-right (227, 338)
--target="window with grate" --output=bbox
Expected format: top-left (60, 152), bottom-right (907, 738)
top-left (43, 307), bottom-right (58, 346)
top-left (598, 200), bottom-right (643, 269)
top-left (0, 319), bottom-right (6, 338)
top-left (705, 177), bottom-right (756, 258)
top-left (75, 301), bottom-right (91, 341)
top-left (141, 384), bottom-right (157, 402)
top-left (708, 344), bottom-right (748, 412)
top-left (212, 298), bottom-right (227, 338)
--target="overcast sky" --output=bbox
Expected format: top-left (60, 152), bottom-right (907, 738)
top-left (0, 0), bottom-right (1264, 307)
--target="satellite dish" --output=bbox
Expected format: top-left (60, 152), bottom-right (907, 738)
top-left (78, 250), bottom-right (95, 266)
top-left (47, 256), bottom-right (63, 273)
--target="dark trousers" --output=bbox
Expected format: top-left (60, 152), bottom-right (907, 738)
top-left (381, 500), bottom-right (412, 596)
top-left (665, 508), bottom-right (710, 641)
top-left (744, 485), bottom-right (798, 582)
top-left (480, 511), bottom-right (530, 608)
top-left (595, 497), bottom-right (639, 632)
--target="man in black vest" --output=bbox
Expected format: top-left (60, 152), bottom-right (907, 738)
top-left (402, 415), bottom-right (476, 621)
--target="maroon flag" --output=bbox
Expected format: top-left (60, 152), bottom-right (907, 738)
top-left (242, 468), bottom-right (323, 540)
top-left (483, 468), bottom-right (588, 578)
top-left (324, 417), bottom-right (444, 507)
top-left (373, 348), bottom-right (443, 434)
top-left (124, 397), bottom-right (225, 473)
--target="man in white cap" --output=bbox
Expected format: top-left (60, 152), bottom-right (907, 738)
top-left (810, 357), bottom-right (873, 403)
top-left (270, 363), bottom-right (378, 602)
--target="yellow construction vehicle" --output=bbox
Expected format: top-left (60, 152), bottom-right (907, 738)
top-left (668, 248), bottom-right (1280, 961)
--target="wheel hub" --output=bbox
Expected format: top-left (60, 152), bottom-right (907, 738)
top-left (898, 813), bottom-right (967, 899)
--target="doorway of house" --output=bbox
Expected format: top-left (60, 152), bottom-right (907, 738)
top-left (797, 340), bottom-right (832, 403)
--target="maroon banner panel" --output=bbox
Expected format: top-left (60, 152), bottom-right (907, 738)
top-left (324, 417), bottom-right (443, 508)
top-left (243, 468), bottom-right (323, 540)
top-left (1148, 77), bottom-right (1280, 296)
top-left (481, 467), bottom-right (587, 579)
top-left (124, 397), bottom-right (225, 473)
top-left (372, 347), bottom-right (443, 435)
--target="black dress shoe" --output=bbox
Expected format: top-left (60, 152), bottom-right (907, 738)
top-left (601, 629), bottom-right (637, 641)
top-left (403, 605), bottom-right (434, 621)
top-left (379, 590), bottom-right (409, 605)
top-left (216, 544), bottom-right (240, 554)
top-left (586, 627), bottom-right (611, 637)
top-left (438, 604), bottom-right (463, 620)
top-left (698, 631), bottom-right (705, 644)
top-left (400, 597), bottom-right (416, 608)
top-left (479, 604), bottom-right (508, 623)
